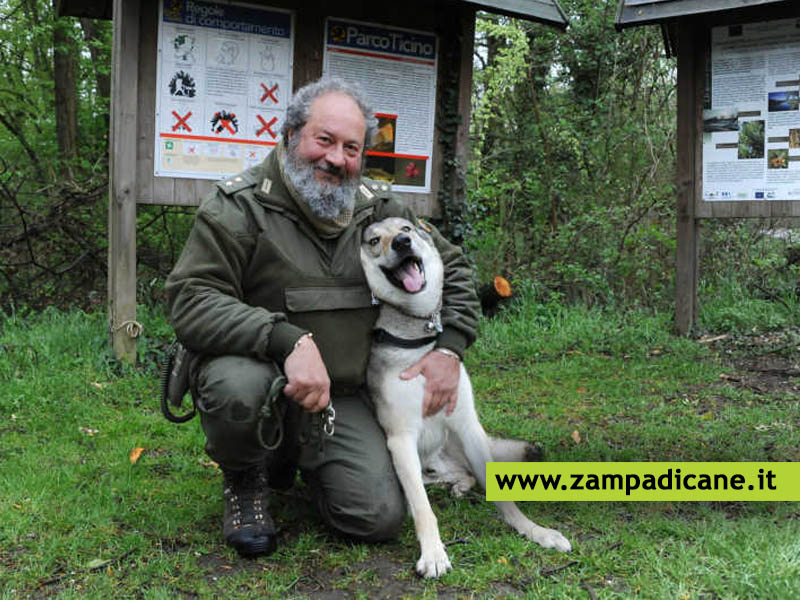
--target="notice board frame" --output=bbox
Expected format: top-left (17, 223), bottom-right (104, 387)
top-left (675, 6), bottom-right (800, 335)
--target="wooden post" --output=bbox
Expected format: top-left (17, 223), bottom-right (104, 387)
top-left (674, 21), bottom-right (701, 336)
top-left (108, 0), bottom-right (141, 362)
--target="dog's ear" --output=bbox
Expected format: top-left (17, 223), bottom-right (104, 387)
top-left (414, 219), bottom-right (435, 244)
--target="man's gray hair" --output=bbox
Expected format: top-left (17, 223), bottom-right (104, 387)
top-left (280, 77), bottom-right (378, 150)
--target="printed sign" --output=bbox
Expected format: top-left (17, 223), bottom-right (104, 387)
top-left (323, 18), bottom-right (438, 193)
top-left (703, 18), bottom-right (800, 201)
top-left (155, 0), bottom-right (294, 180)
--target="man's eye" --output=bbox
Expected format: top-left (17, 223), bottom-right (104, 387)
top-left (369, 237), bottom-right (380, 246)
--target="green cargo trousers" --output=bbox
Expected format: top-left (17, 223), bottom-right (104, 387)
top-left (191, 354), bottom-right (406, 542)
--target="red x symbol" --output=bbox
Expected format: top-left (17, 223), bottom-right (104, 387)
top-left (260, 82), bottom-right (279, 104)
top-left (213, 112), bottom-right (237, 135)
top-left (256, 115), bottom-right (278, 138)
top-left (172, 110), bottom-right (192, 132)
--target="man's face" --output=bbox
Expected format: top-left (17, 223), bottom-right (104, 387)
top-left (282, 91), bottom-right (367, 220)
top-left (291, 92), bottom-right (366, 184)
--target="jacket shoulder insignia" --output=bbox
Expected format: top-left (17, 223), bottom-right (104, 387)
top-left (417, 218), bottom-right (433, 233)
top-left (216, 172), bottom-right (257, 196)
top-left (359, 183), bottom-right (375, 200)
top-left (360, 177), bottom-right (392, 199)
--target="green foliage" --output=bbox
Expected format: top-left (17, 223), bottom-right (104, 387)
top-left (698, 222), bottom-right (800, 332)
top-left (469, 2), bottom-right (678, 308)
top-left (0, 0), bottom-right (112, 311)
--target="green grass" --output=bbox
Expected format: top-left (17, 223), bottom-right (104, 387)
top-left (1, 299), bottom-right (799, 599)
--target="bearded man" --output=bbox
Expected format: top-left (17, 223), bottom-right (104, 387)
top-left (165, 77), bottom-right (479, 557)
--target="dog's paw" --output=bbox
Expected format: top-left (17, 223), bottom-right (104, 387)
top-left (529, 526), bottom-right (572, 553)
top-left (450, 475), bottom-right (476, 498)
top-left (416, 545), bottom-right (452, 578)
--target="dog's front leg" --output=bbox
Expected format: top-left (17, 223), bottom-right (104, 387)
top-left (386, 434), bottom-right (452, 578)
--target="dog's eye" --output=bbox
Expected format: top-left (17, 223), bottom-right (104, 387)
top-left (401, 225), bottom-right (411, 232)
top-left (368, 237), bottom-right (380, 246)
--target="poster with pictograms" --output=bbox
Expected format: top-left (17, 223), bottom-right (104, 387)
top-left (323, 18), bottom-right (438, 193)
top-left (155, 0), bottom-right (293, 179)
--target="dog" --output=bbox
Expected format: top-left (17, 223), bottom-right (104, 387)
top-left (360, 217), bottom-right (571, 578)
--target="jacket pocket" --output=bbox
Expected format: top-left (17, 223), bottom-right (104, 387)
top-left (284, 285), bottom-right (373, 312)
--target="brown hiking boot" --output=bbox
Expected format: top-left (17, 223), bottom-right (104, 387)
top-left (222, 466), bottom-right (277, 557)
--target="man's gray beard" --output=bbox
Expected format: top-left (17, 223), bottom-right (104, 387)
top-left (282, 142), bottom-right (360, 220)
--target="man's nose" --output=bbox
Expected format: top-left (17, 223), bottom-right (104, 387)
top-left (325, 144), bottom-right (346, 168)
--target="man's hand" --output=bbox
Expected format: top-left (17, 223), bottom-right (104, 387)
top-left (400, 350), bottom-right (461, 417)
top-left (283, 334), bottom-right (330, 413)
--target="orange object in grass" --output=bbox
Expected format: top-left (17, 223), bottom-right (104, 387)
top-left (493, 276), bottom-right (512, 298)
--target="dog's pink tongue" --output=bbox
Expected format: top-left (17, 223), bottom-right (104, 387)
top-left (398, 263), bottom-right (423, 292)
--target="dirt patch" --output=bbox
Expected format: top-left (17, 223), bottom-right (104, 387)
top-left (701, 328), bottom-right (800, 397)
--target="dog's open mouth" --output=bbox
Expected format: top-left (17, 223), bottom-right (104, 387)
top-left (382, 256), bottom-right (426, 293)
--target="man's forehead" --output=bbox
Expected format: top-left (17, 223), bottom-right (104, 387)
top-left (309, 92), bottom-right (361, 117)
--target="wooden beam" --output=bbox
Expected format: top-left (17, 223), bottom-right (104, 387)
top-left (108, 0), bottom-right (141, 362)
top-left (674, 19), bottom-right (701, 336)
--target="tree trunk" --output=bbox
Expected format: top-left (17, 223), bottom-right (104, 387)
top-left (79, 18), bottom-right (111, 100)
top-left (53, 7), bottom-right (78, 167)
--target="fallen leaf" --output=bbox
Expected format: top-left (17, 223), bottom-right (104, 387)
top-left (91, 382), bottom-right (107, 390)
top-left (698, 334), bottom-right (728, 344)
top-left (129, 447), bottom-right (145, 464)
top-left (577, 388), bottom-right (588, 393)
top-left (86, 558), bottom-right (110, 570)
top-left (497, 557), bottom-right (508, 565)
top-left (79, 426), bottom-right (99, 436)
top-left (571, 430), bottom-right (582, 444)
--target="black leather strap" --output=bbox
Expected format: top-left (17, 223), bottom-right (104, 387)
top-left (373, 328), bottom-right (437, 349)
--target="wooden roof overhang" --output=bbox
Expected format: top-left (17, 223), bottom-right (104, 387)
top-left (57, 0), bottom-right (569, 28)
top-left (615, 0), bottom-right (795, 57)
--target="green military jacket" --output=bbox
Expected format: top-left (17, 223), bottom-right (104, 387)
top-left (165, 147), bottom-right (479, 390)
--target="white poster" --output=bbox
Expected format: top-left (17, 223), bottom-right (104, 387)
top-left (155, 0), bottom-right (293, 180)
top-left (323, 18), bottom-right (438, 193)
top-left (704, 18), bottom-right (800, 201)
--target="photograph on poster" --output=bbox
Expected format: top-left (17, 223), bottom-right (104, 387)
top-left (703, 108), bottom-right (739, 132)
top-left (372, 115), bottom-right (396, 153)
top-left (738, 120), bottom-right (764, 159)
top-left (768, 91), bottom-right (800, 112)
top-left (768, 148), bottom-right (789, 169)
top-left (789, 128), bottom-right (800, 148)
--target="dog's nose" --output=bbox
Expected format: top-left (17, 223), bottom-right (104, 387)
top-left (391, 234), bottom-right (412, 253)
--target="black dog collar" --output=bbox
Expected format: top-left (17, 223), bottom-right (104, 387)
top-left (373, 328), bottom-right (437, 349)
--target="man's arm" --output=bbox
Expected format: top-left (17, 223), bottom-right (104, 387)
top-left (165, 194), bottom-right (307, 362)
